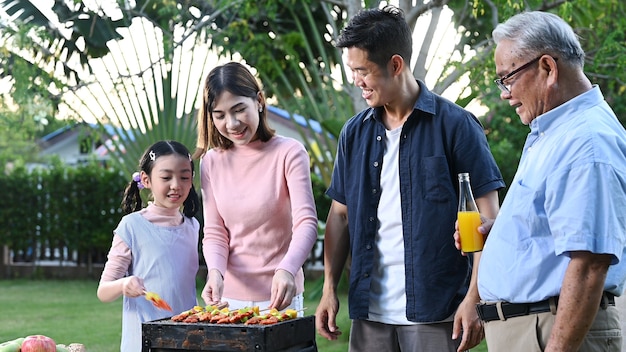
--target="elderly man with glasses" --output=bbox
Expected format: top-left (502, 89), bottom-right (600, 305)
top-left (458, 10), bottom-right (626, 352)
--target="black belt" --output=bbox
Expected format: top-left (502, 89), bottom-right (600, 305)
top-left (476, 292), bottom-right (615, 322)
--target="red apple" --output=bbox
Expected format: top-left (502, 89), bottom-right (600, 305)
top-left (20, 335), bottom-right (56, 352)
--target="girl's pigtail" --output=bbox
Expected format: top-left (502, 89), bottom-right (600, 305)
top-left (121, 172), bottom-right (144, 214)
top-left (182, 185), bottom-right (200, 218)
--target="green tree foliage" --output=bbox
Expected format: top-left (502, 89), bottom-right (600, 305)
top-left (0, 23), bottom-right (68, 164)
top-left (450, 0), bottom-right (626, 193)
top-left (1, 0), bottom-right (625, 193)
top-left (208, 0), bottom-right (351, 183)
top-left (0, 0), bottom-right (220, 177)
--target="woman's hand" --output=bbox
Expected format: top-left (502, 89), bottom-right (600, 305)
top-left (269, 269), bottom-right (296, 310)
top-left (201, 268), bottom-right (224, 306)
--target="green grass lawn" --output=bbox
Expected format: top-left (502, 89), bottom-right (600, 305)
top-left (0, 278), bottom-right (350, 352)
top-left (0, 278), bottom-right (486, 351)
top-left (0, 280), bottom-right (122, 351)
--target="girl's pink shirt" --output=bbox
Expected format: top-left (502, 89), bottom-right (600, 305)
top-left (200, 136), bottom-right (318, 301)
top-left (99, 203), bottom-right (184, 282)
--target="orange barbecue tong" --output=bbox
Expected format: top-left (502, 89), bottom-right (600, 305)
top-left (144, 291), bottom-right (173, 311)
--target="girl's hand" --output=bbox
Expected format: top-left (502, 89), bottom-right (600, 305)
top-left (269, 269), bottom-right (296, 311)
top-left (121, 276), bottom-right (145, 297)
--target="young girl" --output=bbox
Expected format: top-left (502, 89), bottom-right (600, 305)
top-left (97, 140), bottom-right (200, 352)
top-left (193, 62), bottom-right (318, 313)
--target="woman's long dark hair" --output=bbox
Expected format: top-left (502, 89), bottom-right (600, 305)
top-left (193, 62), bottom-right (275, 159)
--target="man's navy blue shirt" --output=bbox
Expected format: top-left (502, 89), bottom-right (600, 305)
top-left (327, 80), bottom-right (505, 322)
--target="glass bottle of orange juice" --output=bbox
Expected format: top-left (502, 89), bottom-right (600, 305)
top-left (457, 173), bottom-right (483, 252)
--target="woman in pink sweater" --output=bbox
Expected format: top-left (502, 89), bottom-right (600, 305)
top-left (193, 62), bottom-right (318, 312)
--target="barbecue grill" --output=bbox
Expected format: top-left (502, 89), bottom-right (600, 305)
top-left (142, 315), bottom-right (317, 351)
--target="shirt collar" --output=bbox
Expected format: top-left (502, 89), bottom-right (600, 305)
top-left (361, 80), bottom-right (437, 123)
top-left (529, 85), bottom-right (602, 134)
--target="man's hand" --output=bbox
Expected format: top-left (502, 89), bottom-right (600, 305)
top-left (315, 292), bottom-right (342, 340)
top-left (454, 217), bottom-right (495, 254)
top-left (545, 251), bottom-right (612, 351)
top-left (453, 296), bottom-right (484, 351)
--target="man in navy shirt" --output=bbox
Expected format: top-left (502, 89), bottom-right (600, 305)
top-left (315, 5), bottom-right (504, 352)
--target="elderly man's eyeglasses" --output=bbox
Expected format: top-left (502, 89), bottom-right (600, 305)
top-left (494, 56), bottom-right (545, 94)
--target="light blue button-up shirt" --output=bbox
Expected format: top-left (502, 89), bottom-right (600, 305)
top-left (478, 86), bottom-right (626, 303)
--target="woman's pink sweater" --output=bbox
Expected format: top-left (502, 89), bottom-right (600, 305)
top-left (200, 136), bottom-right (318, 301)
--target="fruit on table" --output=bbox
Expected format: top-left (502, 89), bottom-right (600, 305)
top-left (0, 338), bottom-right (24, 352)
top-left (20, 335), bottom-right (56, 352)
top-left (67, 343), bottom-right (86, 352)
top-left (55, 343), bottom-right (85, 352)
top-left (0, 338), bottom-right (84, 352)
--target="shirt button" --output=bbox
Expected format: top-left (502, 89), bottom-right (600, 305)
top-left (369, 217), bottom-right (374, 222)
top-left (376, 136), bottom-right (382, 141)
top-left (366, 244), bottom-right (372, 250)
top-left (372, 189), bottom-right (377, 194)
top-left (364, 273), bottom-right (369, 278)
top-left (373, 161), bottom-right (379, 167)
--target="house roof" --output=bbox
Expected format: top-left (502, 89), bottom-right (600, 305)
top-left (267, 106), bottom-right (323, 133)
top-left (38, 106), bottom-right (327, 160)
top-left (41, 106), bottom-right (320, 143)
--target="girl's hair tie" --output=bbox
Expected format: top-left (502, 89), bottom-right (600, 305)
top-left (132, 172), bottom-right (145, 190)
